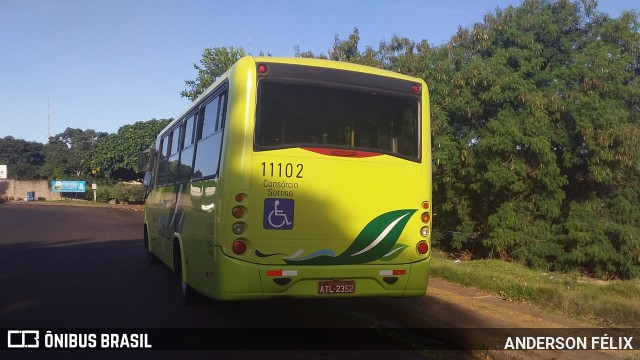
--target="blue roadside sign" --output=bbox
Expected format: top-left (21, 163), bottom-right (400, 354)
top-left (51, 180), bottom-right (86, 193)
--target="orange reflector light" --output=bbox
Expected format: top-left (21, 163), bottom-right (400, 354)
top-left (417, 241), bottom-right (429, 254)
top-left (421, 212), bottom-right (430, 223)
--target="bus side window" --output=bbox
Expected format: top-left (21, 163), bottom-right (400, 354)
top-left (200, 97), bottom-right (219, 140)
top-left (168, 129), bottom-right (180, 184)
top-left (169, 128), bottom-right (180, 156)
top-left (178, 114), bottom-right (196, 183)
top-left (192, 92), bottom-right (226, 179)
top-left (217, 92), bottom-right (227, 131)
top-left (156, 136), bottom-right (169, 186)
top-left (183, 114), bottom-right (196, 148)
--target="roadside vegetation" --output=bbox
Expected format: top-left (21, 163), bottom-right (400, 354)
top-left (431, 250), bottom-right (640, 327)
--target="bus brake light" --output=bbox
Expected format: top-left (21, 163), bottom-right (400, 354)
top-left (232, 240), bottom-right (247, 255)
top-left (417, 241), bottom-right (429, 254)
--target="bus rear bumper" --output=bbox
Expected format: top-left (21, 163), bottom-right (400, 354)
top-left (211, 247), bottom-right (430, 300)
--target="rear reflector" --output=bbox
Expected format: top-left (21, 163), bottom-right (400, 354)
top-left (379, 270), bottom-right (407, 276)
top-left (266, 270), bottom-right (298, 277)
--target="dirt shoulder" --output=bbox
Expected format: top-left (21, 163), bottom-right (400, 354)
top-left (422, 278), bottom-right (638, 359)
top-left (334, 278), bottom-right (639, 359)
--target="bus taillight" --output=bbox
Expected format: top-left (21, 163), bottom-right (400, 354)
top-left (232, 206), bottom-right (246, 219)
top-left (232, 240), bottom-right (247, 255)
top-left (235, 193), bottom-right (246, 203)
top-left (417, 241), bottom-right (429, 254)
top-left (420, 200), bottom-right (431, 237)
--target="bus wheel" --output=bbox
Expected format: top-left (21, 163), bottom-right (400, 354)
top-left (174, 247), bottom-right (197, 306)
top-left (144, 228), bottom-right (159, 265)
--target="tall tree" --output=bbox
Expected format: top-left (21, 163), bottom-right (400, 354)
top-left (553, 3), bottom-right (640, 277)
top-left (44, 128), bottom-right (108, 179)
top-left (40, 140), bottom-right (70, 179)
top-left (427, 0), bottom-right (639, 277)
top-left (89, 118), bottom-right (171, 182)
top-left (180, 46), bottom-right (246, 101)
top-left (0, 136), bottom-right (44, 180)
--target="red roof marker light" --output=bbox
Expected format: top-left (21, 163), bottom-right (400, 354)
top-left (258, 64), bottom-right (269, 74)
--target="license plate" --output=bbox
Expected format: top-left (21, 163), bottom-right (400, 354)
top-left (318, 280), bottom-right (355, 294)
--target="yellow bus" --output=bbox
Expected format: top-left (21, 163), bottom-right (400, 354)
top-left (142, 56), bottom-right (432, 303)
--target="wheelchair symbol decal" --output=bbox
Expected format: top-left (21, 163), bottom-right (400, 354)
top-left (264, 198), bottom-right (294, 230)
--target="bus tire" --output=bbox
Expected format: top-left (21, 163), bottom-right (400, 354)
top-left (144, 227), bottom-right (159, 265)
top-left (174, 245), bottom-right (197, 306)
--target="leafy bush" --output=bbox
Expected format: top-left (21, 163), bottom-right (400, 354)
top-left (89, 183), bottom-right (145, 204)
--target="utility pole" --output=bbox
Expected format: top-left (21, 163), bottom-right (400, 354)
top-left (47, 98), bottom-right (51, 142)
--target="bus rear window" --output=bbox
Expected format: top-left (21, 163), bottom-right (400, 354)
top-left (255, 80), bottom-right (420, 160)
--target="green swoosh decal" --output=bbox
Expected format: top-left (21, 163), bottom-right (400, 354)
top-left (284, 209), bottom-right (416, 265)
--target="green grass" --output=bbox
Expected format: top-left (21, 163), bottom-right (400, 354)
top-left (430, 250), bottom-right (640, 327)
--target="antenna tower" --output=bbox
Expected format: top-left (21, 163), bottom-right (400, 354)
top-left (47, 98), bottom-right (51, 141)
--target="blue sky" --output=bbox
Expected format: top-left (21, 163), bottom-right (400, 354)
top-left (1, 0), bottom-right (637, 143)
